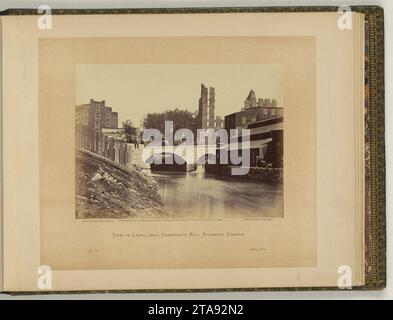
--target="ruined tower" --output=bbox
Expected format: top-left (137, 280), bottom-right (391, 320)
top-left (208, 87), bottom-right (215, 128)
top-left (198, 84), bottom-right (216, 129)
top-left (244, 89), bottom-right (257, 109)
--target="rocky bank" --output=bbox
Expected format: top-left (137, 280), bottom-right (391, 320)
top-left (76, 150), bottom-right (170, 219)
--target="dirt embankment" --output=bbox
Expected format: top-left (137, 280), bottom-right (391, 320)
top-left (76, 150), bottom-right (169, 219)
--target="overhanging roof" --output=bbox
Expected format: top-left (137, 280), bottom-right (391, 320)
top-left (218, 138), bottom-right (272, 150)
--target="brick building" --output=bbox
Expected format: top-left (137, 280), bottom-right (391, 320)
top-left (216, 90), bottom-right (284, 170)
top-left (247, 117), bottom-right (283, 168)
top-left (225, 90), bottom-right (284, 131)
top-left (76, 99), bottom-right (119, 152)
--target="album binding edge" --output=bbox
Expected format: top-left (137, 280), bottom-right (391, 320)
top-left (0, 5), bottom-right (385, 293)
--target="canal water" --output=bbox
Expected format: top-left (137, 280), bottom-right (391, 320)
top-left (151, 169), bottom-right (283, 219)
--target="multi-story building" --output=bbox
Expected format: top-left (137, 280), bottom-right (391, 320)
top-left (76, 99), bottom-right (119, 152)
top-left (247, 117), bottom-right (283, 168)
top-left (215, 90), bottom-right (284, 170)
top-left (225, 90), bottom-right (284, 131)
top-left (215, 116), bottom-right (283, 170)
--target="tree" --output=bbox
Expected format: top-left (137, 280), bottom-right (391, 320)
top-left (143, 109), bottom-right (197, 138)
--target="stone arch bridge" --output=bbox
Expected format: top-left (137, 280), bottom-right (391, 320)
top-left (142, 144), bottom-right (218, 165)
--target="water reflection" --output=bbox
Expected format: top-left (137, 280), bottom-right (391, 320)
top-left (152, 169), bottom-right (283, 219)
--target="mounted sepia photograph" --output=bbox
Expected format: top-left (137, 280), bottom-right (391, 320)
top-left (37, 35), bottom-right (317, 272)
top-left (75, 64), bottom-right (284, 220)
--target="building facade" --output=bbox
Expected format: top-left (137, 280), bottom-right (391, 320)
top-left (76, 99), bottom-right (119, 152)
top-left (247, 117), bottom-right (283, 168)
top-left (215, 90), bottom-right (284, 171)
top-left (225, 90), bottom-right (284, 131)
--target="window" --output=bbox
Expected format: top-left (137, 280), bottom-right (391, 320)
top-left (242, 116), bottom-right (247, 124)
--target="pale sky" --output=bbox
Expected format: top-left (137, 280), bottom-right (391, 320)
top-left (75, 64), bottom-right (283, 126)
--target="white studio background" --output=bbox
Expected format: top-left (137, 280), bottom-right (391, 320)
top-left (0, 0), bottom-right (391, 300)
